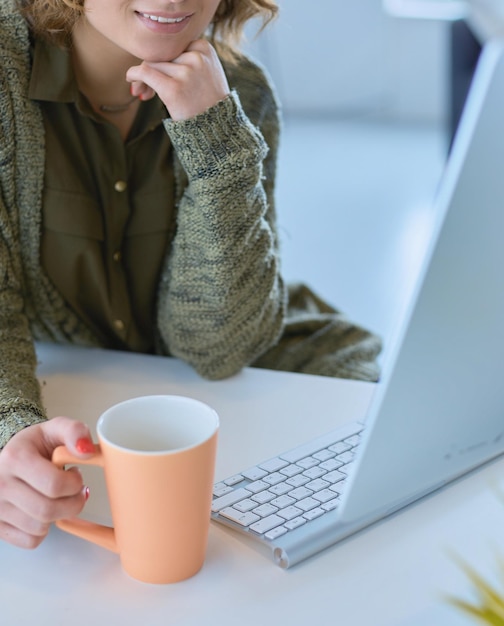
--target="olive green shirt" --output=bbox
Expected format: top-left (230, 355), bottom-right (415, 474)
top-left (29, 40), bottom-right (174, 352)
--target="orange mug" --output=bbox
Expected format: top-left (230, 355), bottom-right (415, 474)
top-left (52, 395), bottom-right (219, 584)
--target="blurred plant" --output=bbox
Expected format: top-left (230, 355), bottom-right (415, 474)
top-left (448, 559), bottom-right (504, 625)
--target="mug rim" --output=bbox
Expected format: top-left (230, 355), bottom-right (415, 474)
top-left (96, 394), bottom-right (219, 456)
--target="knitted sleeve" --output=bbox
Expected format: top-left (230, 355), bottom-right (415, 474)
top-left (0, 41), bottom-right (44, 449)
top-left (157, 63), bottom-right (286, 380)
top-left (0, 188), bottom-right (46, 450)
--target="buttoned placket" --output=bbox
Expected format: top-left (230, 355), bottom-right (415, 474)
top-left (106, 147), bottom-right (131, 342)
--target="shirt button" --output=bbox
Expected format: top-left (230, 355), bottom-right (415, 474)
top-left (114, 180), bottom-right (127, 192)
top-left (113, 250), bottom-right (122, 262)
top-left (113, 319), bottom-right (125, 332)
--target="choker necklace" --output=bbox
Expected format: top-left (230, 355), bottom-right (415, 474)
top-left (99, 96), bottom-right (138, 114)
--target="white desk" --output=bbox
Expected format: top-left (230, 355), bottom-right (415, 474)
top-left (2, 343), bottom-right (503, 626)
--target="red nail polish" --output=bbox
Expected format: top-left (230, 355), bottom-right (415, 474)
top-left (84, 486), bottom-right (90, 501)
top-left (76, 438), bottom-right (95, 454)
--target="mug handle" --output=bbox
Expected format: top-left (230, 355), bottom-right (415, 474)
top-left (52, 445), bottom-right (119, 554)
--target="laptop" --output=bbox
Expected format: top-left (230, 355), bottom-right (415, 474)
top-left (211, 40), bottom-right (504, 568)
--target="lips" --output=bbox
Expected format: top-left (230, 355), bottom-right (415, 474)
top-left (136, 11), bottom-right (191, 24)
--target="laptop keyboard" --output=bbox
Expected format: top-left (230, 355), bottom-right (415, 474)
top-left (211, 422), bottom-right (364, 542)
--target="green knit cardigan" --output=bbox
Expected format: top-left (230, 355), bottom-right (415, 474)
top-left (0, 0), bottom-right (289, 447)
top-left (0, 1), bottom-right (382, 449)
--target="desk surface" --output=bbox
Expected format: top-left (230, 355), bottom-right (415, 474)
top-left (2, 343), bottom-right (503, 626)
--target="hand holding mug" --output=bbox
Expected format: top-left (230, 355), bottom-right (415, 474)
top-left (52, 395), bottom-right (219, 584)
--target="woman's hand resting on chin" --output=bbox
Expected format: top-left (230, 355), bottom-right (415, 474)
top-left (126, 39), bottom-right (230, 120)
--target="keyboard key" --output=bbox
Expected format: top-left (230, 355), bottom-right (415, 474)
top-left (303, 466), bottom-right (326, 480)
top-left (284, 516), bottom-right (307, 531)
top-left (252, 503), bottom-right (278, 518)
top-left (219, 508), bottom-right (260, 527)
top-left (329, 483), bottom-right (345, 496)
top-left (224, 474), bottom-right (244, 486)
top-left (312, 489), bottom-right (337, 503)
top-left (212, 487), bottom-right (251, 512)
top-left (319, 458), bottom-right (343, 471)
top-left (241, 466), bottom-right (268, 481)
top-left (303, 507), bottom-right (325, 521)
top-left (288, 486), bottom-right (313, 501)
top-left (297, 457), bottom-right (320, 469)
top-left (313, 450), bottom-right (336, 462)
top-left (247, 480), bottom-right (270, 494)
top-left (277, 505), bottom-right (303, 521)
top-left (280, 464), bottom-right (303, 478)
top-left (270, 494), bottom-right (296, 509)
top-left (306, 478), bottom-right (330, 492)
top-left (252, 490), bottom-right (276, 504)
top-left (265, 526), bottom-right (289, 540)
top-left (286, 475), bottom-right (310, 488)
top-left (324, 470), bottom-right (347, 484)
top-left (259, 457), bottom-right (289, 473)
top-left (249, 514), bottom-right (285, 535)
top-left (344, 434), bottom-right (361, 447)
top-left (234, 498), bottom-right (258, 513)
top-left (322, 498), bottom-right (340, 511)
top-left (213, 484), bottom-right (234, 498)
top-left (296, 497), bottom-right (320, 512)
top-left (269, 482), bottom-right (293, 496)
top-left (329, 442), bottom-right (352, 454)
top-left (263, 472), bottom-right (286, 486)
top-left (337, 451), bottom-right (355, 464)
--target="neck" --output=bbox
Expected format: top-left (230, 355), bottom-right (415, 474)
top-left (71, 18), bottom-right (140, 113)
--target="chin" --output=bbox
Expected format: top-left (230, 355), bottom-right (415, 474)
top-left (132, 42), bottom-right (190, 64)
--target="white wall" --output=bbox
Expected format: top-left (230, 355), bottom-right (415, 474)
top-left (244, 0), bottom-right (451, 123)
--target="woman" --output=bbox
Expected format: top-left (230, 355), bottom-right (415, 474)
top-left (0, 0), bottom-right (285, 549)
top-left (0, 0), bottom-right (381, 550)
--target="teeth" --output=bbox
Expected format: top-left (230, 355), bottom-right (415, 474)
top-left (140, 12), bottom-right (185, 23)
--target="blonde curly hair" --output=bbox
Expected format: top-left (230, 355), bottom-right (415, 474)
top-left (18, 0), bottom-right (278, 56)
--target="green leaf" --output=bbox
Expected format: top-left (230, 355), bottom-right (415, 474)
top-left (447, 557), bottom-right (504, 625)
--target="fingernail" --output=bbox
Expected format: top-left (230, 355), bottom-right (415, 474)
top-left (83, 486), bottom-right (90, 501)
top-left (76, 438), bottom-right (95, 454)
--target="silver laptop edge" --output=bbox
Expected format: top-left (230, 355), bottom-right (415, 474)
top-left (270, 40), bottom-right (504, 568)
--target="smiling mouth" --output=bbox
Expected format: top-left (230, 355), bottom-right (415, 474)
top-left (137, 12), bottom-right (189, 24)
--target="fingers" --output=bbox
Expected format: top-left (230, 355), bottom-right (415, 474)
top-left (126, 62), bottom-right (177, 96)
top-left (0, 481), bottom-right (51, 543)
top-left (0, 490), bottom-right (89, 549)
top-left (185, 38), bottom-right (212, 54)
top-left (39, 415), bottom-right (94, 458)
top-left (126, 39), bottom-right (229, 121)
top-left (3, 420), bottom-right (91, 499)
top-left (0, 520), bottom-right (47, 550)
top-left (0, 482), bottom-right (88, 548)
top-left (129, 80), bottom-right (156, 101)
top-left (0, 419), bottom-right (92, 549)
